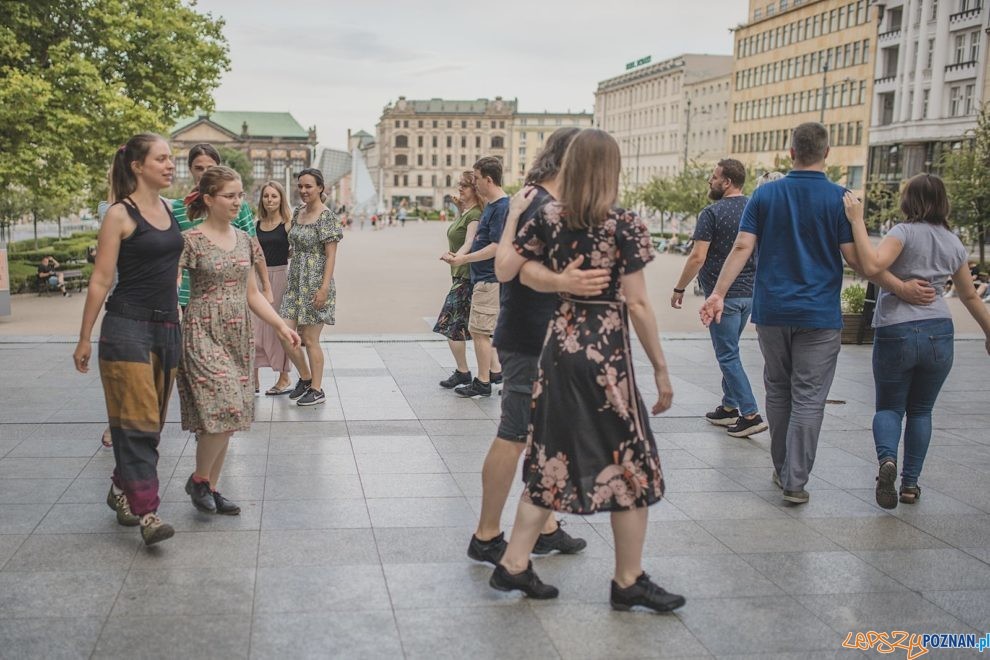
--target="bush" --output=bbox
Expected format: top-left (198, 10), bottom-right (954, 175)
top-left (7, 231), bottom-right (98, 265)
top-left (841, 283), bottom-right (866, 315)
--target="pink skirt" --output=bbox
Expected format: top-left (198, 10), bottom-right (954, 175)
top-left (254, 264), bottom-right (293, 373)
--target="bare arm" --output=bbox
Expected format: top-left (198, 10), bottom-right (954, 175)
top-left (251, 236), bottom-right (272, 300)
top-left (518, 256), bottom-right (610, 296)
top-left (495, 187), bottom-right (537, 282)
top-left (455, 220), bottom-right (479, 256)
top-left (950, 262), bottom-right (990, 353)
top-left (671, 240), bottom-right (710, 308)
top-left (839, 242), bottom-right (936, 306)
top-left (622, 268), bottom-right (673, 414)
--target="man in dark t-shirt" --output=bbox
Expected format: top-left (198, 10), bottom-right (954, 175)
top-left (38, 256), bottom-right (69, 296)
top-left (672, 159), bottom-right (765, 437)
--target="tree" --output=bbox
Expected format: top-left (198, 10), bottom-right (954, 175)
top-left (218, 146), bottom-right (254, 193)
top-left (865, 179), bottom-right (901, 231)
top-left (0, 0), bottom-right (230, 210)
top-left (940, 104), bottom-right (990, 264)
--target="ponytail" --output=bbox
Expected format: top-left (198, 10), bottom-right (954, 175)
top-left (108, 133), bottom-right (166, 203)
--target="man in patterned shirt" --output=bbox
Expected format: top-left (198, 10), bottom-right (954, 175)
top-left (174, 143), bottom-right (270, 309)
top-left (672, 158), bottom-right (767, 438)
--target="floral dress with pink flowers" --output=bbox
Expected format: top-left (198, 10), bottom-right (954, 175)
top-left (514, 203), bottom-right (664, 514)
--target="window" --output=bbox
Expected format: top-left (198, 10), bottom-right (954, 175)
top-left (446, 120), bottom-right (452, 128)
top-left (431, 155), bottom-right (437, 166)
top-left (394, 175), bottom-right (399, 186)
top-left (926, 39), bottom-right (935, 69)
top-left (417, 135), bottom-right (423, 148)
top-left (417, 155), bottom-right (423, 166)
top-left (432, 136), bottom-right (437, 148)
top-left (970, 31), bottom-right (981, 62)
top-left (395, 155), bottom-right (408, 166)
top-left (490, 120), bottom-right (496, 129)
top-left (954, 35), bottom-right (966, 63)
top-left (476, 120), bottom-right (481, 128)
top-left (290, 158), bottom-right (304, 174)
top-left (432, 120), bottom-right (438, 128)
top-left (272, 159), bottom-right (285, 179)
top-left (949, 86), bottom-right (962, 116)
top-left (930, 0), bottom-right (938, 19)
top-left (964, 84), bottom-right (975, 114)
top-left (499, 121), bottom-right (505, 128)
top-left (491, 136), bottom-right (504, 149)
top-left (394, 120), bottom-right (400, 128)
top-left (418, 120), bottom-right (423, 128)
top-left (403, 120), bottom-right (408, 128)
top-left (460, 155), bottom-right (466, 166)
top-left (446, 135), bottom-right (452, 148)
top-left (252, 158), bottom-right (266, 179)
top-left (922, 89), bottom-right (930, 118)
top-left (846, 166), bottom-right (863, 189)
top-left (445, 155), bottom-right (451, 166)
top-left (403, 175), bottom-right (408, 186)
top-left (417, 175), bottom-right (422, 187)
top-left (475, 136), bottom-right (481, 148)
top-left (461, 136), bottom-right (466, 148)
top-left (395, 135), bottom-right (408, 148)
top-left (461, 120), bottom-right (467, 128)
top-left (175, 158), bottom-right (189, 180)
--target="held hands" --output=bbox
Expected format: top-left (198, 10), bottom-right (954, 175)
top-left (278, 324), bottom-right (302, 349)
top-left (73, 340), bottom-right (91, 374)
top-left (842, 191), bottom-right (865, 225)
top-left (670, 290), bottom-right (684, 309)
top-left (558, 255), bottom-right (609, 296)
top-left (509, 185), bottom-right (538, 216)
top-left (896, 279), bottom-right (937, 306)
top-left (312, 287), bottom-right (329, 310)
top-left (441, 251), bottom-right (466, 267)
top-left (699, 293), bottom-right (724, 327)
top-left (652, 369), bottom-right (673, 415)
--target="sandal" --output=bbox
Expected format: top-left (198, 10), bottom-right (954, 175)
top-left (899, 485), bottom-right (921, 504)
top-left (265, 384), bottom-right (293, 396)
top-left (875, 460), bottom-right (898, 510)
top-left (101, 428), bottom-right (113, 449)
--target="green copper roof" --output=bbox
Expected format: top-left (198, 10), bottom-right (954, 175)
top-left (172, 111), bottom-right (310, 139)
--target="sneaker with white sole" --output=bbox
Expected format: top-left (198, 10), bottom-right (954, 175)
top-left (296, 388), bottom-right (326, 406)
top-left (726, 414), bottom-right (768, 438)
top-left (705, 405), bottom-right (738, 427)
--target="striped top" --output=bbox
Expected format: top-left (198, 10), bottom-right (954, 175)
top-left (173, 197), bottom-right (256, 306)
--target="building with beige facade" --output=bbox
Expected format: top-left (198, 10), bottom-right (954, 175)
top-left (729, 0), bottom-right (877, 193)
top-left (867, 0), bottom-right (989, 185)
top-left (508, 111), bottom-right (594, 182)
top-left (594, 54), bottom-right (734, 193)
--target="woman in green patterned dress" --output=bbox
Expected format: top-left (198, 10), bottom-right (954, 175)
top-left (279, 168), bottom-right (343, 406)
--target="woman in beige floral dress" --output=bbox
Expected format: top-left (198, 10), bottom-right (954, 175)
top-left (178, 167), bottom-right (300, 516)
top-left (489, 129), bottom-right (685, 613)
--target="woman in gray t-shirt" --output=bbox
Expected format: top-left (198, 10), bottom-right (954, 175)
top-left (843, 174), bottom-right (990, 509)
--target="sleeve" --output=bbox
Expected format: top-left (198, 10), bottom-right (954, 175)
top-left (738, 191), bottom-right (761, 236)
top-left (234, 204), bottom-right (256, 237)
top-left (178, 232), bottom-right (196, 271)
top-left (513, 206), bottom-right (547, 261)
top-left (317, 210), bottom-right (344, 244)
top-left (618, 212), bottom-right (656, 275)
top-left (692, 207), bottom-right (715, 242)
top-left (885, 223), bottom-right (907, 246)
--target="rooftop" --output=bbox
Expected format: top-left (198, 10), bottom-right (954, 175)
top-left (172, 111), bottom-right (311, 139)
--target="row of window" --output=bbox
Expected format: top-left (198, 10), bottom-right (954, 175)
top-left (739, 1), bottom-right (870, 59)
top-left (395, 152), bottom-right (494, 168)
top-left (391, 165), bottom-right (504, 189)
top-left (394, 118), bottom-right (506, 130)
top-left (734, 80), bottom-right (867, 122)
top-left (735, 40), bottom-right (870, 91)
top-left (732, 121), bottom-right (864, 154)
top-left (246, 158), bottom-right (305, 181)
top-left (394, 134), bottom-right (504, 149)
top-left (754, 0), bottom-right (807, 21)
top-left (599, 75), bottom-right (683, 109)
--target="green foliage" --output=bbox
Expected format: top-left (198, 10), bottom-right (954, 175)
top-left (865, 180), bottom-right (901, 230)
top-left (0, 0), bottom-right (230, 214)
top-left (503, 182), bottom-right (523, 196)
top-left (841, 282), bottom-right (866, 315)
top-left (7, 231), bottom-right (98, 265)
top-left (939, 103), bottom-right (990, 263)
top-left (638, 162), bottom-right (713, 231)
top-left (218, 146), bottom-right (254, 192)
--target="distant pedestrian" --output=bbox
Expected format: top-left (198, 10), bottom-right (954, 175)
top-left (398, 203), bottom-right (407, 227)
top-left (672, 159), bottom-right (767, 438)
top-left (842, 174), bottom-right (990, 508)
top-left (280, 168), bottom-right (344, 407)
top-left (178, 166), bottom-right (300, 516)
top-left (73, 133), bottom-right (182, 546)
top-left (253, 181), bottom-right (296, 395)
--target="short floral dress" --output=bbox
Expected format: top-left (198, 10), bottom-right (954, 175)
top-left (280, 207), bottom-right (343, 325)
top-left (514, 203), bottom-right (664, 514)
top-left (178, 229), bottom-right (259, 434)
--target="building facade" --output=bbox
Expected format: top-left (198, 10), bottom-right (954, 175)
top-left (594, 54), bottom-right (734, 192)
top-left (729, 0), bottom-right (877, 193)
top-left (867, 0), bottom-right (989, 185)
top-left (171, 112), bottom-right (317, 201)
top-left (509, 111), bottom-right (594, 182)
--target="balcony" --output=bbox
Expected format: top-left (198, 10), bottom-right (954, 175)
top-left (945, 60), bottom-right (978, 82)
top-left (946, 60), bottom-right (977, 72)
top-left (874, 75), bottom-right (897, 85)
top-left (949, 7), bottom-right (982, 23)
top-left (878, 28), bottom-right (902, 42)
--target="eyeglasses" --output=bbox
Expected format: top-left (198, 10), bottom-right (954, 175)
top-left (457, 182), bottom-right (472, 188)
top-left (215, 192), bottom-right (246, 201)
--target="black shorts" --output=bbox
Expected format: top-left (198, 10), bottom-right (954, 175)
top-left (496, 349), bottom-right (539, 442)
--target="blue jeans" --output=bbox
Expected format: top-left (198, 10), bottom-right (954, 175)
top-left (872, 318), bottom-right (954, 486)
top-left (709, 297), bottom-right (759, 416)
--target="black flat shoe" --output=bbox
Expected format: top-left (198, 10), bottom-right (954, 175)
top-left (212, 491), bottom-right (241, 516)
top-left (490, 562), bottom-right (559, 599)
top-left (467, 532), bottom-right (507, 565)
top-left (185, 474), bottom-right (217, 513)
top-left (532, 522), bottom-right (587, 555)
top-left (610, 572), bottom-right (685, 613)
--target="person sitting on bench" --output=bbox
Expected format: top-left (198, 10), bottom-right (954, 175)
top-left (38, 256), bottom-right (69, 296)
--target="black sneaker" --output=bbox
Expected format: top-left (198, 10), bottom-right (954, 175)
top-left (212, 491), bottom-right (241, 515)
top-left (288, 378), bottom-right (312, 400)
top-left (454, 377), bottom-right (491, 398)
top-left (296, 388), bottom-right (326, 406)
top-left (532, 522), bottom-right (587, 555)
top-left (490, 561), bottom-right (559, 599)
top-left (467, 532), bottom-right (507, 565)
top-left (490, 371), bottom-right (503, 385)
top-left (440, 369), bottom-right (472, 389)
top-left (185, 474), bottom-right (217, 513)
top-left (875, 460), bottom-right (898, 510)
top-left (610, 573), bottom-right (685, 612)
top-left (726, 414), bottom-right (768, 438)
top-left (705, 405), bottom-right (738, 427)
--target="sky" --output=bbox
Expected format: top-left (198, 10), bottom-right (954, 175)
top-left (195, 0), bottom-right (750, 151)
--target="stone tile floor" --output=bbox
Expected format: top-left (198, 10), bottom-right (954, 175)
top-left (0, 335), bottom-right (989, 659)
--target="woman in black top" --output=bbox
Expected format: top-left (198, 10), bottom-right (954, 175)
top-left (252, 181), bottom-right (296, 394)
top-left (72, 134), bottom-right (182, 547)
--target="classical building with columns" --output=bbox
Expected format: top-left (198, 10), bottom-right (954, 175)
top-left (867, 0), bottom-right (990, 185)
top-left (594, 53), bottom-right (734, 192)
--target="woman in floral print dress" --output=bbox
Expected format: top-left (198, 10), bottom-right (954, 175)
top-left (489, 129), bottom-right (685, 613)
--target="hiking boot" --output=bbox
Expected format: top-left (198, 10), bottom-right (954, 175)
top-left (440, 369), bottom-right (471, 389)
top-left (467, 532), bottom-right (507, 565)
top-left (726, 414), bottom-right (768, 438)
top-left (139, 512), bottom-right (175, 546)
top-left (212, 491), bottom-right (241, 516)
top-left (532, 522), bottom-right (587, 555)
top-left (454, 377), bottom-right (491, 398)
top-left (875, 460), bottom-right (898, 510)
top-left (705, 405), bottom-right (738, 427)
top-left (186, 474), bottom-right (217, 513)
top-left (296, 388), bottom-right (326, 406)
top-left (490, 562), bottom-right (559, 599)
top-left (106, 485), bottom-right (140, 527)
top-left (288, 378), bottom-right (312, 400)
top-left (782, 489), bottom-right (810, 504)
top-left (610, 573), bottom-right (685, 612)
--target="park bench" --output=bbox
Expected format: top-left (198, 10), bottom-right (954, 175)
top-left (34, 269), bottom-right (86, 295)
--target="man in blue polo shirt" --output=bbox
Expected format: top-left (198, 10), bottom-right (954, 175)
top-left (700, 122), bottom-right (935, 504)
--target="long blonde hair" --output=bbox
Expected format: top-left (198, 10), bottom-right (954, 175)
top-left (558, 129), bottom-right (621, 230)
top-left (258, 181), bottom-right (292, 226)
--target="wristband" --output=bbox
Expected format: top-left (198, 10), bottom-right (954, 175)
top-left (673, 288), bottom-right (685, 294)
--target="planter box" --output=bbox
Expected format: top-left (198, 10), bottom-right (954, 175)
top-left (841, 313), bottom-right (874, 345)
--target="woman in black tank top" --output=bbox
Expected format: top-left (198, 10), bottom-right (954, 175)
top-left (72, 134), bottom-right (183, 547)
